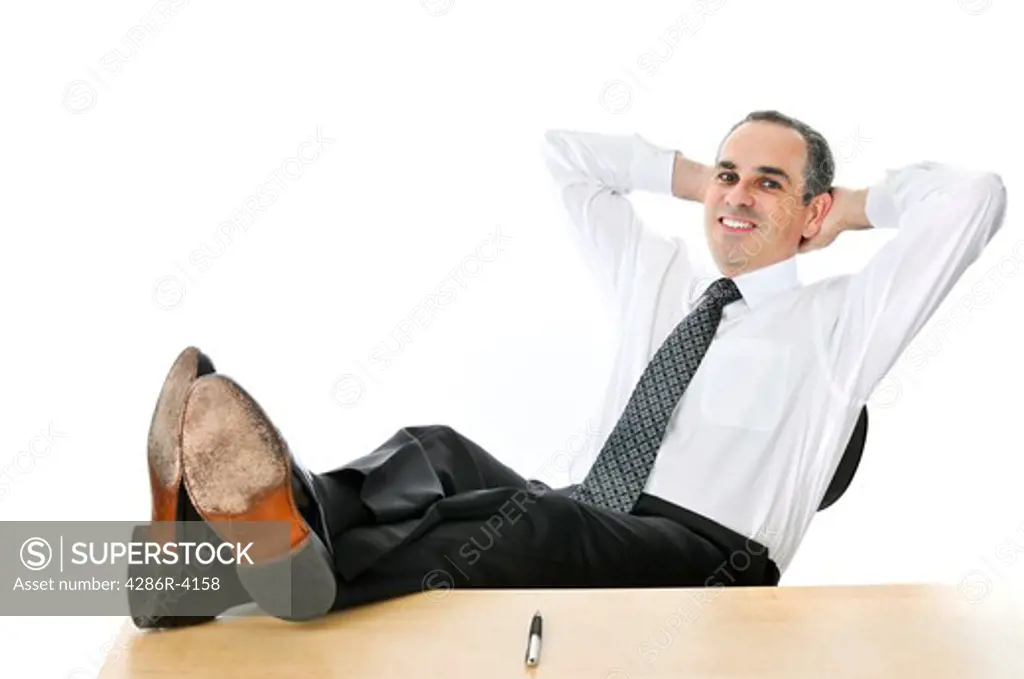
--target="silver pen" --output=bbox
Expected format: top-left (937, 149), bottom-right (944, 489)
top-left (525, 610), bottom-right (543, 667)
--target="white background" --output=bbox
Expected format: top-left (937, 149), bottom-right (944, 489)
top-left (2, 0), bottom-right (1023, 675)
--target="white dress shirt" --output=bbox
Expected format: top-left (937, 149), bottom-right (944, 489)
top-left (541, 129), bottom-right (1008, 575)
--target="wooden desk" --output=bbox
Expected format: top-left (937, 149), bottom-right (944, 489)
top-left (98, 584), bottom-right (1024, 678)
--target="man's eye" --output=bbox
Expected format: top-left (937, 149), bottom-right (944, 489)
top-left (718, 173), bottom-right (780, 189)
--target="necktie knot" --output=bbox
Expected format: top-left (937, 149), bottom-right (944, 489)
top-left (701, 277), bottom-right (742, 308)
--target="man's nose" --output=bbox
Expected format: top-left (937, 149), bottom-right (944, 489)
top-left (725, 182), bottom-right (754, 207)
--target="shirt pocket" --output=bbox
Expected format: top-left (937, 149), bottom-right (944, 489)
top-left (698, 337), bottom-right (792, 432)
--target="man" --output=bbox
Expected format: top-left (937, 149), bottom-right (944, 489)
top-left (134, 110), bottom-right (1007, 628)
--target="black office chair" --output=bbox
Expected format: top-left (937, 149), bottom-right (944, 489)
top-left (817, 405), bottom-right (869, 511)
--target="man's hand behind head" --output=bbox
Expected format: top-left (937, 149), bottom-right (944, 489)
top-left (797, 187), bottom-right (871, 254)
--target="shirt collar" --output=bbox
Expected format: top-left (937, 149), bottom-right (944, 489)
top-left (696, 255), bottom-right (802, 309)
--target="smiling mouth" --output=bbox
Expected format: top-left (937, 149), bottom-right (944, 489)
top-left (718, 216), bottom-right (758, 231)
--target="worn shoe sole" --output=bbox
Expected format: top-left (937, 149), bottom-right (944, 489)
top-left (135, 346), bottom-right (220, 629)
top-left (180, 374), bottom-right (336, 621)
top-left (147, 346), bottom-right (216, 523)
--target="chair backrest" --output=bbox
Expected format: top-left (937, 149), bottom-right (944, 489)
top-left (817, 405), bottom-right (869, 511)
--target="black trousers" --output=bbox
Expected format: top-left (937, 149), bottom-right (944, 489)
top-left (309, 425), bottom-right (780, 613)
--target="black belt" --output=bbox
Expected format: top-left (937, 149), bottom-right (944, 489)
top-left (632, 492), bottom-right (781, 587)
top-left (537, 481), bottom-right (781, 587)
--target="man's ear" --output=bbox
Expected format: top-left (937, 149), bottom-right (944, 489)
top-left (803, 190), bottom-right (834, 239)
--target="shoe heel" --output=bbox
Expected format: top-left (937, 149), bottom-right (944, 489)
top-left (237, 532), bottom-right (337, 621)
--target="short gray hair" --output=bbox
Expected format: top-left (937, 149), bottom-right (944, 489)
top-left (720, 110), bottom-right (834, 205)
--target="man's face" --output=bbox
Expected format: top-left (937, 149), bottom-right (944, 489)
top-left (703, 121), bottom-right (823, 276)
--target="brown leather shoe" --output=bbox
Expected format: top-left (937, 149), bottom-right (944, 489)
top-left (180, 373), bottom-right (337, 621)
top-left (131, 346), bottom-right (251, 629)
top-left (147, 346), bottom-right (216, 525)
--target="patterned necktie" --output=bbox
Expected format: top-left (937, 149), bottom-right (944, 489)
top-left (571, 277), bottom-right (743, 513)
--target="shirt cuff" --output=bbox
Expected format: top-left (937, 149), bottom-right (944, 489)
top-left (864, 161), bottom-right (967, 230)
top-left (865, 179), bottom-right (901, 229)
top-left (629, 133), bottom-right (678, 196)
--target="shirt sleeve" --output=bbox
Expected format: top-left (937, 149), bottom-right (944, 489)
top-left (541, 129), bottom-right (689, 319)
top-left (828, 162), bottom-right (1008, 403)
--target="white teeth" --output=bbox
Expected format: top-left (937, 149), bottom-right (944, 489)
top-left (722, 217), bottom-right (755, 230)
